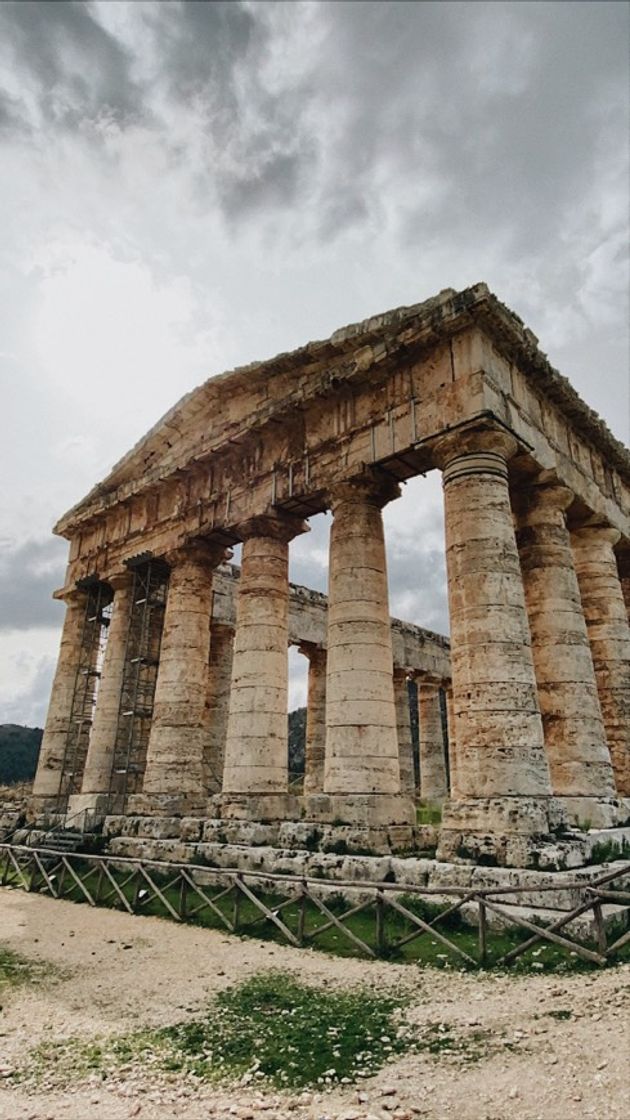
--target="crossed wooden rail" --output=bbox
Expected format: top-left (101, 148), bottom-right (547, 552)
top-left (1, 843), bottom-right (629, 968)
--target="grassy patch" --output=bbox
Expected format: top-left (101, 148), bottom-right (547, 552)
top-left (4, 859), bottom-right (629, 974)
top-left (416, 805), bottom-right (442, 826)
top-left (19, 971), bottom-right (411, 1090)
top-left (412, 1020), bottom-right (491, 1062)
top-left (0, 946), bottom-right (55, 990)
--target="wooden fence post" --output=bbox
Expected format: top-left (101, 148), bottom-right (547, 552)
top-left (478, 898), bottom-right (488, 966)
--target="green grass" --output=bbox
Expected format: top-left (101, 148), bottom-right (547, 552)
top-left (0, 946), bottom-right (55, 990)
top-left (19, 971), bottom-right (412, 1090)
top-left (416, 805), bottom-right (442, 826)
top-left (3, 859), bottom-right (629, 974)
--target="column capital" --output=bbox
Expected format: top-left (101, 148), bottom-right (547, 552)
top-left (393, 666), bottom-right (410, 683)
top-left (512, 480), bottom-right (575, 524)
top-left (53, 584), bottom-right (89, 607)
top-left (298, 641), bottom-right (327, 664)
top-left (236, 511), bottom-right (309, 543)
top-left (328, 467), bottom-right (400, 512)
top-left (105, 569), bottom-right (135, 593)
top-left (412, 670), bottom-right (443, 689)
top-left (571, 523), bottom-right (622, 549)
top-left (433, 424), bottom-right (518, 477)
top-left (164, 540), bottom-right (233, 569)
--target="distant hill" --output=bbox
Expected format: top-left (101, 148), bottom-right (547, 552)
top-left (288, 707), bottom-right (306, 776)
top-left (0, 715), bottom-right (308, 788)
top-left (0, 724), bottom-right (42, 785)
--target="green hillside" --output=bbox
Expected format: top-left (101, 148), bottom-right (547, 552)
top-left (0, 725), bottom-right (42, 785)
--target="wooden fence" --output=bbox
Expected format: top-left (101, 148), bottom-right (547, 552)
top-left (1, 843), bottom-right (629, 969)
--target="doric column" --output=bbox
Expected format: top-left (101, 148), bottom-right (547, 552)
top-left (444, 684), bottom-right (457, 795)
top-left (301, 643), bottom-right (327, 796)
top-left (514, 485), bottom-right (617, 825)
top-left (434, 425), bottom-right (560, 864)
top-left (394, 668), bottom-right (416, 795)
top-left (67, 573), bottom-right (134, 820)
top-left (417, 677), bottom-right (448, 803)
top-left (203, 623), bottom-right (235, 794)
top-left (323, 472), bottom-right (402, 796)
top-left (140, 542), bottom-right (227, 814)
top-left (571, 526), bottom-right (630, 796)
top-left (222, 514), bottom-right (308, 800)
top-left (31, 587), bottom-right (88, 809)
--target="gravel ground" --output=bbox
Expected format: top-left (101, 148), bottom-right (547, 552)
top-left (0, 887), bottom-right (628, 1120)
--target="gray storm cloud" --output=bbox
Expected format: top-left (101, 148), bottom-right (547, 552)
top-left (1, 1), bottom-right (626, 241)
top-left (0, 0), bottom-right (627, 724)
top-left (0, 538), bottom-right (67, 630)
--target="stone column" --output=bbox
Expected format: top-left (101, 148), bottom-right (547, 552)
top-left (67, 571), bottom-right (135, 823)
top-left (514, 485), bottom-right (617, 826)
top-left (434, 426), bottom-right (561, 866)
top-left (138, 542), bottom-right (227, 815)
top-left (31, 587), bottom-right (88, 812)
top-left (394, 668), bottom-right (416, 795)
top-left (571, 526), bottom-right (630, 797)
top-left (444, 684), bottom-right (457, 796)
top-left (300, 643), bottom-right (327, 796)
top-left (417, 677), bottom-right (448, 804)
top-left (203, 623), bottom-right (235, 795)
top-left (222, 514), bottom-right (307, 816)
top-left (318, 470), bottom-right (414, 837)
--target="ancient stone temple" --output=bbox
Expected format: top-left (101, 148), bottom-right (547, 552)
top-left (30, 284), bottom-right (630, 870)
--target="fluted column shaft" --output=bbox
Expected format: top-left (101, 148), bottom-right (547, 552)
top-left (79, 573), bottom-right (134, 797)
top-left (571, 527), bottom-right (630, 796)
top-left (203, 623), bottom-right (235, 794)
top-left (394, 669), bottom-right (416, 795)
top-left (444, 684), bottom-right (457, 796)
top-left (32, 589), bottom-right (88, 803)
top-left (323, 474), bottom-right (401, 795)
top-left (417, 678), bottom-right (448, 802)
top-left (223, 515), bottom-right (307, 794)
top-left (438, 428), bottom-right (553, 802)
top-left (301, 644), bottom-right (327, 795)
top-left (142, 545), bottom-right (224, 809)
top-left (515, 486), bottom-right (616, 807)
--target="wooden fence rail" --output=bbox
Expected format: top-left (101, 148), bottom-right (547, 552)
top-left (1, 843), bottom-right (629, 969)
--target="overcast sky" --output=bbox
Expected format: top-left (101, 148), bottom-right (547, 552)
top-left (0, 0), bottom-right (628, 725)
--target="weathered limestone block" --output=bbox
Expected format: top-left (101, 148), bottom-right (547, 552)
top-left (388, 856), bottom-right (434, 886)
top-left (141, 544), bottom-right (226, 813)
top-left (394, 669), bottom-right (416, 795)
top-left (69, 573), bottom-right (134, 815)
top-left (323, 472), bottom-right (402, 798)
top-left (417, 677), bottom-right (448, 803)
top-left (203, 623), bottom-right (234, 794)
top-left (31, 588), bottom-right (88, 806)
top-left (514, 484), bottom-right (616, 822)
top-left (571, 526), bottom-right (630, 796)
top-left (300, 643), bottom-right (327, 795)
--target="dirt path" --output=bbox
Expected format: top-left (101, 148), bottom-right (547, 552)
top-left (0, 888), bottom-right (628, 1120)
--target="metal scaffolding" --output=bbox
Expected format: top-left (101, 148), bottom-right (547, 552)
top-left (55, 580), bottom-right (113, 812)
top-left (107, 558), bottom-right (169, 812)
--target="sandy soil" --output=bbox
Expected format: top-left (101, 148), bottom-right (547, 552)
top-left (0, 887), bottom-right (628, 1120)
